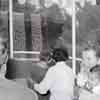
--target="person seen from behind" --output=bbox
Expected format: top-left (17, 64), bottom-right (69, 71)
top-left (30, 48), bottom-right (75, 100)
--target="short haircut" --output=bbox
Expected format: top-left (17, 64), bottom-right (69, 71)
top-left (52, 48), bottom-right (69, 62)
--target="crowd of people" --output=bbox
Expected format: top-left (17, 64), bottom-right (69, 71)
top-left (1, 0), bottom-right (100, 100)
top-left (30, 41), bottom-right (100, 100)
top-left (0, 36), bottom-right (99, 100)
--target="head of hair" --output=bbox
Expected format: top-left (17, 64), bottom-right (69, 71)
top-left (90, 64), bottom-right (100, 72)
top-left (52, 48), bottom-right (69, 62)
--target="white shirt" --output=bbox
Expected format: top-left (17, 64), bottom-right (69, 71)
top-left (79, 85), bottom-right (100, 100)
top-left (34, 61), bottom-right (75, 100)
top-left (92, 85), bottom-right (100, 95)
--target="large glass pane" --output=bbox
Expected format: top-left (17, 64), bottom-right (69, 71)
top-left (11, 0), bottom-right (73, 62)
top-left (0, 0), bottom-right (8, 39)
top-left (75, 1), bottom-right (100, 99)
top-left (76, 0), bottom-right (99, 73)
top-left (12, 0), bottom-right (41, 59)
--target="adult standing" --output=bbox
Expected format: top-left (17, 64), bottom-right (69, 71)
top-left (33, 48), bottom-right (75, 100)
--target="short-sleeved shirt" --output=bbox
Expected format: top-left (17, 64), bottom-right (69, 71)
top-left (34, 61), bottom-right (75, 100)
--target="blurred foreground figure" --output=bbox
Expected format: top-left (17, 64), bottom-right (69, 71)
top-left (31, 48), bottom-right (75, 100)
top-left (0, 37), bottom-right (38, 100)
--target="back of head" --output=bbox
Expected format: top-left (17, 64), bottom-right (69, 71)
top-left (52, 48), bottom-right (69, 62)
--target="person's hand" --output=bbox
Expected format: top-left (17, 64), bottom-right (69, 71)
top-left (26, 78), bottom-right (37, 90)
top-left (77, 73), bottom-right (88, 87)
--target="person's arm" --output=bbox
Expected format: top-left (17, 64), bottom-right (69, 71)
top-left (77, 72), bottom-right (88, 87)
top-left (34, 68), bottom-right (53, 94)
top-left (92, 86), bottom-right (100, 95)
top-left (77, 61), bottom-right (90, 87)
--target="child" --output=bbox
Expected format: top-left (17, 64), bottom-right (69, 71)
top-left (77, 43), bottom-right (100, 100)
top-left (78, 64), bottom-right (100, 100)
top-left (77, 43), bottom-right (100, 88)
top-left (79, 64), bottom-right (100, 94)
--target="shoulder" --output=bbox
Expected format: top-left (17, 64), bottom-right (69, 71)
top-left (46, 66), bottom-right (56, 74)
top-left (45, 64), bottom-right (59, 77)
top-left (65, 64), bottom-right (75, 74)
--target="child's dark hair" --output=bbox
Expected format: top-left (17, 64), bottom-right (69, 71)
top-left (90, 64), bottom-right (100, 72)
top-left (90, 64), bottom-right (100, 80)
top-left (52, 48), bottom-right (69, 62)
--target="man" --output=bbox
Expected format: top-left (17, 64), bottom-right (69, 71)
top-left (33, 48), bottom-right (75, 100)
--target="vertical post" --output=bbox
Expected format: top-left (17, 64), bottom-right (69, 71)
top-left (9, 0), bottom-right (13, 58)
top-left (72, 0), bottom-right (76, 74)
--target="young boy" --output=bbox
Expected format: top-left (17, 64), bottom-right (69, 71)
top-left (78, 64), bottom-right (100, 100)
top-left (77, 43), bottom-right (100, 88)
top-left (79, 64), bottom-right (100, 94)
top-left (77, 43), bottom-right (100, 100)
